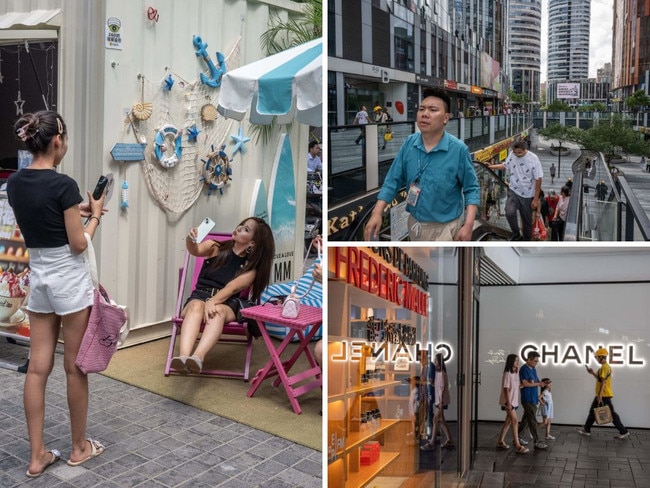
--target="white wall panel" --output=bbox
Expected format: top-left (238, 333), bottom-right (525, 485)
top-left (478, 283), bottom-right (650, 428)
top-left (1, 0), bottom-right (312, 341)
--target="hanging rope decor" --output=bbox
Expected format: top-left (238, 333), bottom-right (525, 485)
top-left (139, 36), bottom-right (241, 221)
top-left (200, 144), bottom-right (232, 195)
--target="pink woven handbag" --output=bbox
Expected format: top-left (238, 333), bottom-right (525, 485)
top-left (75, 284), bottom-right (128, 374)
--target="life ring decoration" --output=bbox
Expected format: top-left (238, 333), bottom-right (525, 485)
top-left (200, 144), bottom-right (232, 195)
top-left (154, 124), bottom-right (183, 168)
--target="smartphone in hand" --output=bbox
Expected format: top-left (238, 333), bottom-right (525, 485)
top-left (195, 217), bottom-right (216, 243)
top-left (93, 175), bottom-right (109, 200)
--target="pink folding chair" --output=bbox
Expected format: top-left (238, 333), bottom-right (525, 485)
top-left (164, 233), bottom-right (254, 381)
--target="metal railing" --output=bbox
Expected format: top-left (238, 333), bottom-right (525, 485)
top-left (564, 153), bottom-right (650, 241)
top-left (328, 113), bottom-right (534, 207)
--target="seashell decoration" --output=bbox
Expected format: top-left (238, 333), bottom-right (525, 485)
top-left (131, 102), bottom-right (153, 120)
top-left (201, 103), bottom-right (218, 122)
top-left (132, 74), bottom-right (152, 120)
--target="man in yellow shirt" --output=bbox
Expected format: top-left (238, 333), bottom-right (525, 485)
top-left (577, 348), bottom-right (629, 439)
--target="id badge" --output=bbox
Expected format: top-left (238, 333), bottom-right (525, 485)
top-left (406, 183), bottom-right (421, 206)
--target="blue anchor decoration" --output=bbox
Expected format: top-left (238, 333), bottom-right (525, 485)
top-left (230, 127), bottom-right (251, 157)
top-left (192, 35), bottom-right (227, 88)
top-left (186, 124), bottom-right (201, 142)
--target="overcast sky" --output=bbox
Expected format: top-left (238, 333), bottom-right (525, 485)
top-left (540, 0), bottom-right (613, 82)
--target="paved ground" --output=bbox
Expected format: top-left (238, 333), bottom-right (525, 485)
top-left (0, 339), bottom-right (322, 488)
top-left (532, 130), bottom-right (650, 218)
top-left (467, 422), bottom-right (650, 488)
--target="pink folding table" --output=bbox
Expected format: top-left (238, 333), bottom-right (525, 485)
top-left (241, 304), bottom-right (322, 414)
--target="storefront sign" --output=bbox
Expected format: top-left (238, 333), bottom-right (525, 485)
top-left (474, 135), bottom-right (519, 163)
top-left (415, 75), bottom-right (445, 88)
top-left (328, 189), bottom-right (409, 240)
top-left (520, 343), bottom-right (646, 367)
top-left (331, 340), bottom-right (453, 365)
top-left (444, 80), bottom-right (457, 90)
top-left (333, 247), bottom-right (428, 316)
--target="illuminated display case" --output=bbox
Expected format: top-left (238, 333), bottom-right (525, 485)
top-left (328, 279), bottom-right (421, 487)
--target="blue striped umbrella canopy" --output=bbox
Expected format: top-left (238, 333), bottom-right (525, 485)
top-left (217, 39), bottom-right (322, 126)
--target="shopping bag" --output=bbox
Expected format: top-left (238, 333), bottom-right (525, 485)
top-left (75, 284), bottom-right (128, 374)
top-left (76, 233), bottom-right (129, 373)
top-left (533, 214), bottom-right (547, 240)
top-left (593, 403), bottom-right (613, 425)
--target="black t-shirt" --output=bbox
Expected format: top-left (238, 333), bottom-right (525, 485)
top-left (195, 249), bottom-right (247, 292)
top-left (7, 169), bottom-right (83, 248)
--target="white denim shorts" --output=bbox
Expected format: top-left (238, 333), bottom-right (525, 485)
top-left (27, 245), bottom-right (94, 316)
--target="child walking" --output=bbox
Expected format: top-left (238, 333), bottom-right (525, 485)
top-left (537, 378), bottom-right (554, 440)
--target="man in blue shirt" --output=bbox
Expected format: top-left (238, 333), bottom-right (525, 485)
top-left (364, 88), bottom-right (479, 241)
top-left (518, 351), bottom-right (548, 449)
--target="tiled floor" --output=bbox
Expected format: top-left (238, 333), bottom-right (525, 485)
top-left (0, 338), bottom-right (322, 487)
top-left (359, 422), bottom-right (648, 488)
top-left (468, 422), bottom-right (650, 487)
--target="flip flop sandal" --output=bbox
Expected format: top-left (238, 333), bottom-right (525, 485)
top-left (419, 442), bottom-right (436, 451)
top-left (496, 441), bottom-right (510, 449)
top-left (441, 441), bottom-right (455, 449)
top-left (516, 445), bottom-right (529, 454)
top-left (67, 438), bottom-right (105, 466)
top-left (26, 449), bottom-right (61, 478)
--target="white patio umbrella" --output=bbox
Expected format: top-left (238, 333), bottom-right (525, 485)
top-left (217, 38), bottom-right (322, 127)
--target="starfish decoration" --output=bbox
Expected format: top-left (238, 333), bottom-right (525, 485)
top-left (186, 124), bottom-right (201, 142)
top-left (14, 91), bottom-right (25, 115)
top-left (230, 127), bottom-right (251, 157)
top-left (163, 73), bottom-right (174, 91)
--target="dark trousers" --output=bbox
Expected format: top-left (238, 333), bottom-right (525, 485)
top-left (551, 219), bottom-right (566, 241)
top-left (583, 396), bottom-right (627, 435)
top-left (354, 126), bottom-right (366, 144)
top-left (518, 402), bottom-right (540, 443)
top-left (505, 190), bottom-right (534, 240)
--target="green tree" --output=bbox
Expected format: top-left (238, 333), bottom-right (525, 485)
top-left (577, 102), bottom-right (607, 112)
top-left (625, 89), bottom-right (650, 113)
top-left (578, 115), bottom-right (650, 163)
top-left (508, 90), bottom-right (530, 108)
top-left (545, 100), bottom-right (573, 112)
top-left (260, 0), bottom-right (322, 55)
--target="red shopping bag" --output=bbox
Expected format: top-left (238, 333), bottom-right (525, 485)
top-left (533, 214), bottom-right (547, 241)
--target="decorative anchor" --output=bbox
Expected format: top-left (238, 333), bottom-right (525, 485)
top-left (192, 35), bottom-right (227, 88)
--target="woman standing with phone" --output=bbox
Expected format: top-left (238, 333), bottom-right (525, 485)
top-left (7, 111), bottom-right (107, 477)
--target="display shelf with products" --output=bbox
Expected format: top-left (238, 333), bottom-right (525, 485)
top-left (328, 278), bottom-right (422, 487)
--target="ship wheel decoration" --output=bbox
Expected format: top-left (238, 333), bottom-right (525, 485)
top-left (200, 144), bottom-right (232, 195)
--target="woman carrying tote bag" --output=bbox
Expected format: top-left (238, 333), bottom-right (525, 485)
top-left (7, 111), bottom-right (107, 477)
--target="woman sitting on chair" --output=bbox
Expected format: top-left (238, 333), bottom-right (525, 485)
top-left (171, 217), bottom-right (274, 374)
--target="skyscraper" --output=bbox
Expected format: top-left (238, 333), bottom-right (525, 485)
top-left (547, 0), bottom-right (591, 82)
top-left (507, 0), bottom-right (542, 102)
top-left (612, 0), bottom-right (650, 104)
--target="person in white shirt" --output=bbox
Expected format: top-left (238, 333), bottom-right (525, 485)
top-left (486, 138), bottom-right (543, 240)
top-left (307, 141), bottom-right (322, 173)
top-left (353, 106), bottom-right (369, 145)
